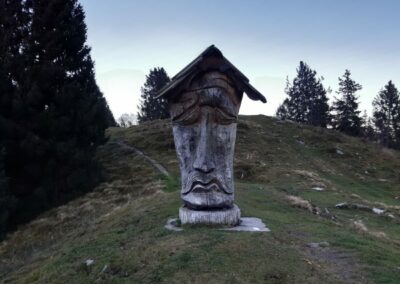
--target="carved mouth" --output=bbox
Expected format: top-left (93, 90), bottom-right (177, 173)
top-left (189, 179), bottom-right (227, 194)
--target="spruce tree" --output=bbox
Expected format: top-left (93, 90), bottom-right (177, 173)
top-left (0, 0), bottom-right (29, 136)
top-left (372, 81), bottom-right (400, 149)
top-left (361, 110), bottom-right (376, 141)
top-left (0, 146), bottom-right (16, 238)
top-left (6, 0), bottom-right (114, 224)
top-left (0, 0), bottom-right (29, 235)
top-left (331, 70), bottom-right (363, 136)
top-left (276, 61), bottom-right (329, 127)
top-left (276, 98), bottom-right (290, 120)
top-left (137, 67), bottom-right (170, 123)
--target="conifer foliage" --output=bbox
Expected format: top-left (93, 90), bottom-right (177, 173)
top-left (331, 70), bottom-right (363, 136)
top-left (372, 81), bottom-right (400, 149)
top-left (361, 110), bottom-right (376, 141)
top-left (0, 0), bottom-right (114, 234)
top-left (276, 61), bottom-right (330, 127)
top-left (137, 67), bottom-right (170, 123)
top-left (0, 0), bottom-right (29, 237)
top-left (0, 147), bottom-right (15, 239)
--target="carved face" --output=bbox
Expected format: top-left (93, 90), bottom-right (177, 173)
top-left (170, 72), bottom-right (241, 209)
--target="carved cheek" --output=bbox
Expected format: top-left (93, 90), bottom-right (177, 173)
top-left (215, 125), bottom-right (234, 153)
top-left (186, 127), bottom-right (199, 172)
top-left (172, 125), bottom-right (199, 172)
top-left (215, 124), bottom-right (236, 181)
top-left (214, 128), bottom-right (225, 156)
top-left (212, 126), bottom-right (228, 170)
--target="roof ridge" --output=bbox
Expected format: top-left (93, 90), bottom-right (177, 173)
top-left (157, 45), bottom-right (266, 103)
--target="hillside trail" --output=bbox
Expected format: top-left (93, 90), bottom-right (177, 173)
top-left (111, 140), bottom-right (170, 177)
top-left (292, 235), bottom-right (370, 283)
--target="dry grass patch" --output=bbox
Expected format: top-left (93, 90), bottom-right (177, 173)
top-left (352, 220), bottom-right (388, 240)
top-left (286, 195), bottom-right (313, 212)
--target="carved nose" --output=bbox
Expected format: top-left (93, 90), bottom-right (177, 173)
top-left (193, 132), bottom-right (215, 173)
top-left (194, 153), bottom-right (215, 173)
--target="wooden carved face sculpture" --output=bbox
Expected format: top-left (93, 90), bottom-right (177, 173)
top-left (169, 71), bottom-right (241, 210)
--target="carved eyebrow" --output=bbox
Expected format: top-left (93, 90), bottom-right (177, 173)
top-left (171, 104), bottom-right (199, 124)
top-left (172, 103), bottom-right (238, 125)
top-left (199, 103), bottom-right (237, 119)
top-left (214, 107), bottom-right (238, 122)
top-left (170, 85), bottom-right (239, 121)
top-left (169, 91), bottom-right (199, 120)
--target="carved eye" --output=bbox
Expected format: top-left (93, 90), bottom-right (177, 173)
top-left (214, 108), bottom-right (237, 125)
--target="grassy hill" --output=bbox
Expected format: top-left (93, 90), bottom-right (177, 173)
top-left (1, 115), bottom-right (400, 283)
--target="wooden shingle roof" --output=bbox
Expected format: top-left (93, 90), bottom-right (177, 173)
top-left (157, 45), bottom-right (267, 103)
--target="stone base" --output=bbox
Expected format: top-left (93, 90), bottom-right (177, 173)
top-left (222, 217), bottom-right (270, 232)
top-left (165, 217), bottom-right (270, 232)
top-left (179, 204), bottom-right (241, 226)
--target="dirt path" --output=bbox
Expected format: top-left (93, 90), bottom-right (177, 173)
top-left (302, 243), bottom-right (370, 283)
top-left (112, 140), bottom-right (170, 177)
top-left (286, 229), bottom-right (369, 283)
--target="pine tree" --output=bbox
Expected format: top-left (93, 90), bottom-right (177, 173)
top-left (276, 61), bottom-right (329, 127)
top-left (0, 145), bottom-right (16, 238)
top-left (331, 70), bottom-right (363, 136)
top-left (372, 81), bottom-right (400, 149)
top-left (137, 67), bottom-right (170, 123)
top-left (0, 0), bottom-right (29, 135)
top-left (0, 146), bottom-right (10, 238)
top-left (0, 0), bottom-right (29, 236)
top-left (5, 0), bottom-right (115, 224)
top-left (361, 110), bottom-right (376, 141)
top-left (105, 103), bottom-right (117, 127)
top-left (276, 98), bottom-right (290, 120)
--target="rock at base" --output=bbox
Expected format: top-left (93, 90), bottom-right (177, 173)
top-left (164, 218), bottom-right (183, 231)
top-left (223, 217), bottom-right (270, 232)
top-left (179, 204), bottom-right (241, 226)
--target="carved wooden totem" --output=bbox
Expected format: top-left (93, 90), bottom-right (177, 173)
top-left (158, 45), bottom-right (266, 226)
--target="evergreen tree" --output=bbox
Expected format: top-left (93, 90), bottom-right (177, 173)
top-left (105, 103), bottom-right (117, 127)
top-left (276, 98), bottom-right (290, 120)
top-left (0, 145), bottom-right (16, 238)
top-left (137, 67), bottom-right (170, 123)
top-left (0, 0), bottom-right (29, 137)
top-left (331, 70), bottom-right (363, 136)
top-left (5, 0), bottom-right (114, 224)
top-left (276, 62), bottom-right (329, 127)
top-left (372, 81), bottom-right (400, 149)
top-left (0, 0), bottom-right (29, 236)
top-left (361, 110), bottom-right (376, 141)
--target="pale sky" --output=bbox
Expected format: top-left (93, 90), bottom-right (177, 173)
top-left (80, 0), bottom-right (400, 119)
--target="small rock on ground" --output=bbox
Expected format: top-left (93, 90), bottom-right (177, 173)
top-left (84, 259), bottom-right (94, 266)
top-left (312, 187), bottom-right (325, 191)
top-left (336, 149), bottom-right (344, 155)
top-left (372, 207), bottom-right (385, 214)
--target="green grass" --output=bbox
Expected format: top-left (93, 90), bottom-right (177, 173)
top-left (160, 174), bottom-right (180, 193)
top-left (1, 115), bottom-right (400, 283)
